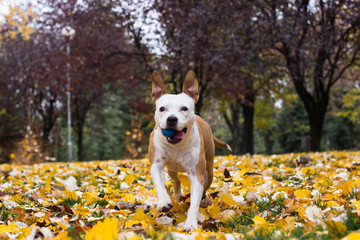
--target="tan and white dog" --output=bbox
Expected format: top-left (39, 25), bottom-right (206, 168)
top-left (148, 70), bottom-right (231, 231)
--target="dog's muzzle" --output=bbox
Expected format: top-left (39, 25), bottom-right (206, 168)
top-left (166, 127), bottom-right (187, 144)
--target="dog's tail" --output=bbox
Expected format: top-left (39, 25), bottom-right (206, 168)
top-left (213, 137), bottom-right (232, 151)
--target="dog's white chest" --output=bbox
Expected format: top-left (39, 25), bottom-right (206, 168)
top-left (164, 147), bottom-right (200, 172)
top-left (154, 124), bottom-right (201, 173)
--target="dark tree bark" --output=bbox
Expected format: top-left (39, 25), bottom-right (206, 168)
top-left (73, 98), bottom-right (91, 161)
top-left (223, 100), bottom-right (242, 154)
top-left (241, 96), bottom-right (255, 154)
top-left (37, 92), bottom-right (59, 148)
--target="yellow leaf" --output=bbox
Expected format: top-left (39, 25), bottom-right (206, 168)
top-left (241, 176), bottom-right (254, 187)
top-left (352, 201), bottom-right (360, 210)
top-left (301, 167), bottom-right (316, 175)
top-left (321, 193), bottom-right (334, 201)
top-left (139, 220), bottom-right (148, 227)
top-left (209, 202), bottom-right (221, 219)
top-left (219, 210), bottom-right (236, 223)
top-left (341, 180), bottom-right (355, 196)
top-left (45, 177), bottom-right (51, 192)
top-left (326, 220), bottom-right (347, 239)
top-left (83, 191), bottom-right (98, 205)
top-left (85, 217), bottom-right (119, 240)
top-left (326, 201), bottom-right (340, 208)
top-left (238, 168), bottom-right (248, 177)
top-left (219, 193), bottom-right (239, 206)
top-left (52, 230), bottom-right (72, 240)
top-left (294, 189), bottom-right (311, 200)
top-left (123, 194), bottom-right (135, 203)
top-left (73, 205), bottom-right (91, 217)
top-left (178, 174), bottom-right (190, 190)
top-left (128, 235), bottom-right (144, 240)
top-left (297, 207), bottom-right (307, 220)
top-left (343, 231), bottom-right (360, 240)
top-left (253, 216), bottom-right (267, 226)
top-left (125, 174), bottom-right (135, 185)
top-left (0, 222), bottom-right (19, 234)
top-left (125, 219), bottom-right (138, 228)
top-left (274, 219), bottom-right (287, 229)
top-left (9, 31), bottom-right (17, 39)
top-left (133, 208), bottom-right (146, 222)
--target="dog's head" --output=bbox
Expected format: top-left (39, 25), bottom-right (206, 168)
top-left (151, 71), bottom-right (199, 144)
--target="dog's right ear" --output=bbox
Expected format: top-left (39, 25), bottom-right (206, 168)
top-left (152, 72), bottom-right (167, 102)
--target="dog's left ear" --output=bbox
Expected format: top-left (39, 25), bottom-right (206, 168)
top-left (152, 72), bottom-right (167, 102)
top-left (182, 70), bottom-right (199, 103)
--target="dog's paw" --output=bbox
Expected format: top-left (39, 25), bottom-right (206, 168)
top-left (157, 202), bottom-right (173, 212)
top-left (178, 219), bottom-right (198, 232)
top-left (157, 194), bottom-right (173, 212)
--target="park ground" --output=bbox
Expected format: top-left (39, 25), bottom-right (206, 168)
top-left (1, 151), bottom-right (360, 239)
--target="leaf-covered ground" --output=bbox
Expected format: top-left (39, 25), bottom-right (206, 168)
top-left (2, 152), bottom-right (360, 239)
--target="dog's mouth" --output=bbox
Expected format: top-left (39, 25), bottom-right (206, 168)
top-left (166, 128), bottom-right (187, 144)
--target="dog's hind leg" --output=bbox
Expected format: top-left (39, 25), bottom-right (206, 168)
top-left (168, 170), bottom-right (181, 202)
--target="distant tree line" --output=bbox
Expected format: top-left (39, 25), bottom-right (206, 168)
top-left (0, 0), bottom-right (359, 163)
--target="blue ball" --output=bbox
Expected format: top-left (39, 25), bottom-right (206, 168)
top-left (162, 129), bottom-right (176, 137)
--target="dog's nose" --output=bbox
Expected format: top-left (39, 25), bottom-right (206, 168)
top-left (167, 116), bottom-right (178, 126)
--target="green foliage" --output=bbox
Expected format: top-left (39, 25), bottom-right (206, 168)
top-left (325, 116), bottom-right (356, 150)
top-left (223, 213), bottom-right (254, 230)
top-left (274, 99), bottom-right (310, 153)
top-left (0, 105), bottom-right (26, 163)
top-left (62, 196), bottom-right (82, 207)
top-left (0, 207), bottom-right (10, 222)
top-left (82, 88), bottom-right (130, 161)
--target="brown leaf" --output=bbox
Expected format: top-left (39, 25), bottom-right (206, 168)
top-left (63, 204), bottom-right (74, 215)
top-left (49, 205), bottom-right (65, 214)
top-left (246, 191), bottom-right (260, 202)
top-left (31, 192), bottom-right (41, 202)
top-left (115, 201), bottom-right (135, 210)
top-left (244, 172), bottom-right (262, 176)
top-left (299, 155), bottom-right (312, 166)
top-left (200, 219), bottom-right (218, 231)
top-left (93, 166), bottom-right (102, 172)
top-left (224, 168), bottom-right (231, 178)
top-left (200, 198), bottom-right (212, 208)
top-left (179, 193), bottom-right (191, 203)
top-left (118, 163), bottom-right (131, 168)
top-left (53, 184), bottom-right (65, 191)
top-left (0, 170), bottom-right (10, 179)
top-left (284, 198), bottom-right (295, 208)
top-left (210, 191), bottom-right (220, 199)
top-left (135, 204), bottom-right (150, 213)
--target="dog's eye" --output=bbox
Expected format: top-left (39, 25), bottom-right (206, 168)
top-left (181, 106), bottom-right (188, 111)
top-left (159, 107), bottom-right (165, 112)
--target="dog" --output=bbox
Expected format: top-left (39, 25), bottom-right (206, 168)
top-left (148, 70), bottom-right (231, 231)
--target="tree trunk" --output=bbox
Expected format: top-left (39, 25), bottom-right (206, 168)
top-left (223, 100), bottom-right (242, 154)
top-left (241, 96), bottom-right (255, 154)
top-left (77, 121), bottom-right (84, 162)
top-left (73, 98), bottom-right (91, 162)
top-left (290, 70), bottom-right (329, 152)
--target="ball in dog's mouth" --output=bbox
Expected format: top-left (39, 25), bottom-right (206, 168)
top-left (166, 127), bottom-right (187, 144)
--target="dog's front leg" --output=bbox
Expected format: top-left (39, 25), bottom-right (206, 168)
top-left (182, 170), bottom-right (204, 231)
top-left (151, 161), bottom-right (173, 212)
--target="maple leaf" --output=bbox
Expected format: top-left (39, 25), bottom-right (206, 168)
top-left (294, 189), bottom-right (311, 200)
top-left (85, 217), bottom-right (119, 240)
